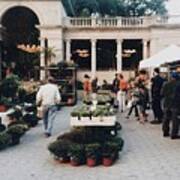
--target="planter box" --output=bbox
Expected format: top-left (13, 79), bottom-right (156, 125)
top-left (71, 116), bottom-right (116, 127)
top-left (91, 116), bottom-right (100, 122)
top-left (71, 116), bottom-right (79, 121)
top-left (103, 116), bottom-right (116, 122)
top-left (81, 117), bottom-right (91, 122)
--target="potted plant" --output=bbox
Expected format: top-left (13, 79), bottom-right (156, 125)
top-left (69, 143), bottom-right (85, 166)
top-left (0, 97), bottom-right (9, 112)
top-left (0, 132), bottom-right (11, 150)
top-left (85, 143), bottom-right (101, 167)
top-left (1, 74), bottom-right (20, 99)
top-left (48, 139), bottom-right (70, 163)
top-left (80, 110), bottom-right (91, 121)
top-left (71, 109), bottom-right (81, 122)
top-left (110, 137), bottom-right (124, 152)
top-left (6, 124), bottom-right (27, 145)
top-left (102, 141), bottom-right (120, 166)
top-left (91, 108), bottom-right (103, 121)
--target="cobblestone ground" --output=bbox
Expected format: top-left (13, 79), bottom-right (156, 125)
top-left (1, 107), bottom-right (180, 180)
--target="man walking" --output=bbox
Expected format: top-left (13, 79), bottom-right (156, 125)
top-left (151, 68), bottom-right (165, 124)
top-left (36, 77), bottom-right (61, 137)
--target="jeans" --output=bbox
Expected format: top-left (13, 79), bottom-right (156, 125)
top-left (42, 105), bottom-right (58, 134)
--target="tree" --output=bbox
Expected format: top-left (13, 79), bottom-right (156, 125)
top-left (122, 0), bottom-right (168, 16)
top-left (62, 0), bottom-right (168, 17)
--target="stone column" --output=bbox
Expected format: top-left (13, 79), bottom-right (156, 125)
top-left (143, 39), bottom-right (148, 59)
top-left (91, 39), bottom-right (97, 78)
top-left (66, 39), bottom-right (71, 62)
top-left (150, 38), bottom-right (158, 56)
top-left (40, 38), bottom-right (45, 81)
top-left (116, 39), bottom-right (123, 72)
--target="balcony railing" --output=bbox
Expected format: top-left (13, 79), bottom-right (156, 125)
top-left (64, 16), bottom-right (180, 28)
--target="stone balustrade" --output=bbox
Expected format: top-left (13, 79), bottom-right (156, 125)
top-left (64, 15), bottom-right (180, 28)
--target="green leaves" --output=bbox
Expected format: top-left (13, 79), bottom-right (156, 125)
top-left (62, 0), bottom-right (168, 17)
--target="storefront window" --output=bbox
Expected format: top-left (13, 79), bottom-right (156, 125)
top-left (71, 40), bottom-right (91, 70)
top-left (97, 40), bottom-right (116, 71)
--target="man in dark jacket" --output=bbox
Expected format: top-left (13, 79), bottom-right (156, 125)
top-left (151, 68), bottom-right (165, 124)
top-left (162, 72), bottom-right (179, 138)
top-left (170, 74), bottom-right (180, 139)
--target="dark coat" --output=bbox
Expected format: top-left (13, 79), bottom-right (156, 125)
top-left (151, 75), bottom-right (165, 99)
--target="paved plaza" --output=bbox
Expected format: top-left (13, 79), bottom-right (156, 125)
top-left (1, 106), bottom-right (180, 180)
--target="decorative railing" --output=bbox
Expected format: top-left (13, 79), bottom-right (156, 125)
top-left (64, 16), bottom-right (180, 28)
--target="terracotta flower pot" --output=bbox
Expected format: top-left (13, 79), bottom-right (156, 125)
top-left (102, 158), bottom-right (113, 167)
top-left (70, 159), bottom-right (80, 166)
top-left (0, 105), bottom-right (7, 112)
top-left (86, 158), bottom-right (97, 167)
top-left (58, 156), bottom-right (70, 163)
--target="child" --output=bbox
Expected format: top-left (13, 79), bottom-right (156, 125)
top-left (137, 85), bottom-right (149, 124)
top-left (126, 83), bottom-right (139, 120)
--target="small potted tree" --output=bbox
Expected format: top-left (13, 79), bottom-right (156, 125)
top-left (48, 139), bottom-right (70, 163)
top-left (85, 143), bottom-right (101, 167)
top-left (69, 143), bottom-right (85, 166)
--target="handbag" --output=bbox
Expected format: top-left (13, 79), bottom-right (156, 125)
top-left (37, 106), bottom-right (43, 119)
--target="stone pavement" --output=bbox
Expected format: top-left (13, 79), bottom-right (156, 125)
top-left (0, 107), bottom-right (180, 180)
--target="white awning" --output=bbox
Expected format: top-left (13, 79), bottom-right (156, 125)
top-left (139, 44), bottom-right (180, 69)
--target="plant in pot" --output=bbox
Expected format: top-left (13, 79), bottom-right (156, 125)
top-left (85, 143), bottom-right (101, 167)
top-left (0, 132), bottom-right (11, 150)
top-left (1, 74), bottom-right (20, 100)
top-left (102, 141), bottom-right (120, 166)
top-left (6, 124), bottom-right (27, 146)
top-left (0, 97), bottom-right (8, 112)
top-left (110, 137), bottom-right (124, 153)
top-left (71, 110), bottom-right (80, 121)
top-left (69, 143), bottom-right (85, 166)
top-left (48, 139), bottom-right (70, 163)
top-left (80, 110), bottom-right (91, 121)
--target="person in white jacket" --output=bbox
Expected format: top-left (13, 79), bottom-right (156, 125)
top-left (36, 77), bottom-right (61, 137)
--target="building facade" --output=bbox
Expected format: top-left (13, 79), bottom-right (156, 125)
top-left (0, 0), bottom-right (180, 82)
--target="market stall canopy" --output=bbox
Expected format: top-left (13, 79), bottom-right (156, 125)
top-left (139, 45), bottom-right (180, 69)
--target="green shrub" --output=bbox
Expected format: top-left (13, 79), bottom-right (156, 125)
top-left (69, 143), bottom-right (85, 163)
top-left (0, 132), bottom-right (11, 150)
top-left (48, 139), bottom-right (70, 158)
top-left (6, 124), bottom-right (28, 138)
top-left (1, 74), bottom-right (20, 98)
top-left (85, 143), bottom-right (101, 159)
top-left (109, 137), bottom-right (124, 151)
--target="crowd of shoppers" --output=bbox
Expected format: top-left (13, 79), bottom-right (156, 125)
top-left (35, 68), bottom-right (180, 140)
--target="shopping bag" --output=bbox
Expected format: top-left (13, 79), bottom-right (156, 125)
top-left (37, 106), bottom-right (43, 119)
